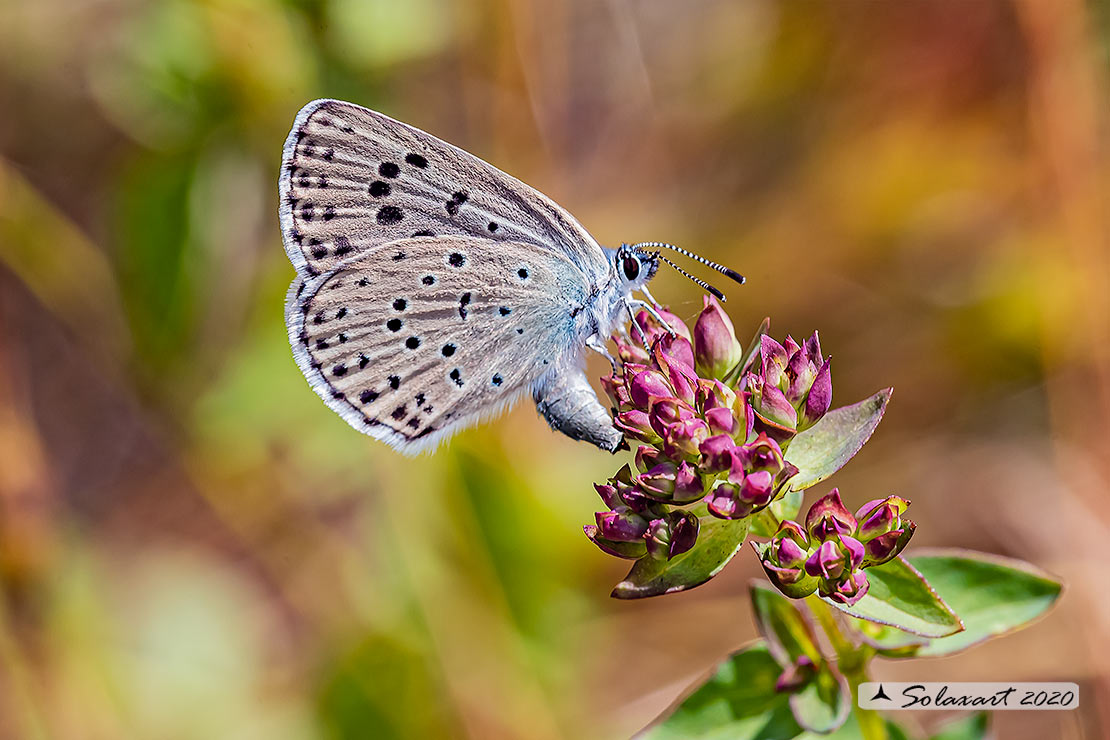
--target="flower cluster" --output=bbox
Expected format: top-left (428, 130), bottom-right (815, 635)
top-left (745, 334), bottom-right (831, 442)
top-left (752, 489), bottom-right (916, 605)
top-left (584, 465), bottom-right (700, 561)
top-left (586, 298), bottom-right (810, 560)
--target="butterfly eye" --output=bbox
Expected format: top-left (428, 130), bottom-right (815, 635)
top-left (622, 255), bottom-right (640, 281)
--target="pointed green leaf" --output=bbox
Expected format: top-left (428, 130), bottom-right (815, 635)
top-left (641, 642), bottom-right (804, 740)
top-left (785, 389), bottom-right (892, 492)
top-left (852, 621), bottom-right (928, 657)
top-left (789, 667), bottom-right (850, 734)
top-left (904, 549), bottom-right (1062, 657)
top-left (750, 583), bottom-right (822, 665)
top-left (612, 512), bottom-right (750, 599)
top-left (824, 556), bottom-right (963, 638)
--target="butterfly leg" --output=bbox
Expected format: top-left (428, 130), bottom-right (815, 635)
top-left (586, 333), bottom-right (618, 373)
top-left (629, 299), bottom-right (676, 337)
top-left (640, 286), bottom-right (663, 309)
top-left (533, 366), bottom-right (623, 452)
top-left (626, 302), bottom-right (652, 349)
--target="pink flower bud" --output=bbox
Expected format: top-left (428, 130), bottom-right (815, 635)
top-left (614, 410), bottom-right (659, 443)
top-left (661, 417), bottom-right (710, 460)
top-left (693, 295), bottom-right (744, 379)
top-left (699, 434), bottom-right (739, 473)
top-left (826, 571), bottom-right (869, 606)
top-left (629, 369), bottom-right (673, 408)
top-left (596, 508), bottom-right (649, 542)
top-left (705, 406), bottom-right (739, 436)
top-left (805, 489), bottom-right (858, 541)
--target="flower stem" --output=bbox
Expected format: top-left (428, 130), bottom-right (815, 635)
top-left (804, 596), bottom-right (888, 740)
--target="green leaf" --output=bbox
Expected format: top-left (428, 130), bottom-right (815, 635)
top-left (786, 389), bottom-right (893, 492)
top-left (750, 583), bottom-right (821, 665)
top-left (612, 512), bottom-right (750, 599)
top-left (641, 642), bottom-right (804, 740)
top-left (852, 621), bottom-right (928, 656)
top-left (884, 719), bottom-right (916, 740)
top-left (790, 668), bottom-right (850, 734)
top-left (771, 489), bottom-right (805, 524)
top-left (905, 549), bottom-right (1062, 657)
top-left (928, 712), bottom-right (989, 740)
top-left (824, 556), bottom-right (963, 638)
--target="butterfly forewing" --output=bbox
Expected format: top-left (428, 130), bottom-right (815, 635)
top-left (280, 99), bottom-right (608, 280)
top-left (286, 236), bottom-right (592, 451)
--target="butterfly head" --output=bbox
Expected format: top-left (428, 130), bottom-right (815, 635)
top-left (615, 243), bottom-right (660, 291)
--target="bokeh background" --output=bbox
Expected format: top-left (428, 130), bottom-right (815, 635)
top-left (1, 0), bottom-right (1109, 738)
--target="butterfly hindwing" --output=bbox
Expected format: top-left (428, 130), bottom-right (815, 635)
top-left (279, 99), bottom-right (608, 281)
top-left (286, 236), bottom-right (594, 452)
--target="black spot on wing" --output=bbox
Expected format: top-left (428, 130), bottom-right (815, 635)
top-left (377, 206), bottom-right (403, 225)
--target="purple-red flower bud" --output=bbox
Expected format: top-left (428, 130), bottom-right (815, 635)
top-left (696, 379), bottom-right (738, 414)
top-left (661, 417), bottom-right (710, 461)
top-left (645, 511), bottom-right (700, 560)
top-left (600, 373), bottom-right (629, 410)
top-left (629, 369), bottom-right (673, 408)
top-left (804, 536), bottom-right (864, 581)
top-left (583, 525), bottom-right (648, 560)
top-left (595, 508), bottom-right (649, 542)
top-left (699, 434), bottom-right (739, 473)
top-left (653, 333), bottom-right (697, 374)
top-left (636, 461), bottom-right (704, 503)
top-left (752, 521), bottom-right (820, 598)
top-left (739, 433), bottom-right (787, 475)
top-left (739, 470), bottom-right (774, 508)
top-left (693, 295), bottom-right (744, 379)
top-left (705, 406), bottom-right (739, 436)
top-left (593, 483), bottom-right (621, 511)
top-left (862, 525), bottom-right (915, 567)
top-left (853, 495), bottom-right (915, 567)
top-left (634, 446), bottom-right (666, 473)
top-left (614, 410), bottom-right (659, 443)
top-left (760, 335), bottom-right (790, 388)
top-left (800, 359), bottom-right (832, 430)
top-left (825, 571), bottom-right (869, 606)
top-left (805, 489), bottom-right (858, 541)
top-left (648, 399), bottom-right (696, 436)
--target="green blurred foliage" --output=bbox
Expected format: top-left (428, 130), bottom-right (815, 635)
top-left (1, 0), bottom-right (1108, 738)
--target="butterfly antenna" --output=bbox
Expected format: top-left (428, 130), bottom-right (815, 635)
top-left (631, 242), bottom-right (746, 286)
top-left (654, 253), bottom-right (726, 302)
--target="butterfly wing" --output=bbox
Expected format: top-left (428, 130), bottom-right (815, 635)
top-left (286, 236), bottom-right (597, 452)
top-left (279, 98), bottom-right (609, 281)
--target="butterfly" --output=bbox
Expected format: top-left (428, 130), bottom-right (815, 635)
top-left (279, 99), bottom-right (743, 454)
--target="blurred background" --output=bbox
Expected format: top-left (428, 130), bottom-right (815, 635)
top-left (1, 0), bottom-right (1108, 738)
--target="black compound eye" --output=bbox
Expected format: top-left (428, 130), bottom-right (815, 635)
top-left (622, 255), bottom-right (640, 281)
